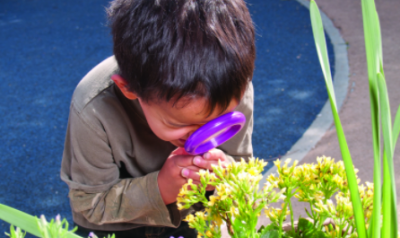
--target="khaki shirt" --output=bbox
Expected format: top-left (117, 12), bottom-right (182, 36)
top-left (60, 56), bottom-right (254, 231)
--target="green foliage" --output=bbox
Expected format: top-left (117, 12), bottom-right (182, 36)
top-left (260, 229), bottom-right (279, 238)
top-left (309, 1), bottom-right (366, 236)
top-left (177, 157), bottom-right (375, 238)
top-left (0, 203), bottom-right (115, 238)
top-left (36, 214), bottom-right (78, 238)
top-left (177, 158), bottom-right (284, 238)
top-left (310, 0), bottom-right (400, 237)
top-left (5, 225), bottom-right (26, 238)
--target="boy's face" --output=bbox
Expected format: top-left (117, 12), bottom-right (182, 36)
top-left (111, 74), bottom-right (240, 148)
top-left (138, 97), bottom-right (239, 148)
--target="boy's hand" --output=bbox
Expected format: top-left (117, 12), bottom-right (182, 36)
top-left (192, 148), bottom-right (230, 171)
top-left (157, 148), bottom-right (229, 205)
top-left (158, 147), bottom-right (202, 205)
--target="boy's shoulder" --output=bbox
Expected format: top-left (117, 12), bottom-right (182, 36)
top-left (71, 56), bottom-right (119, 113)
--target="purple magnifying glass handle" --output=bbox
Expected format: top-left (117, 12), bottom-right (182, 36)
top-left (184, 111), bottom-right (246, 155)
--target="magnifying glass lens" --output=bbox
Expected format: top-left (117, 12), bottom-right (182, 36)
top-left (184, 111), bottom-right (246, 155)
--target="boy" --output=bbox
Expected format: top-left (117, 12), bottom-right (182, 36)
top-left (61, 0), bottom-right (255, 237)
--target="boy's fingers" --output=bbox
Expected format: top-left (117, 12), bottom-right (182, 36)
top-left (174, 154), bottom-right (197, 167)
top-left (181, 168), bottom-right (200, 181)
top-left (193, 156), bottom-right (219, 170)
top-left (203, 149), bottom-right (226, 161)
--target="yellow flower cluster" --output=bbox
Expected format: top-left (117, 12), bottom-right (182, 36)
top-left (358, 182), bottom-right (374, 220)
top-left (177, 157), bottom-right (284, 238)
top-left (176, 156), bottom-right (375, 238)
top-left (264, 204), bottom-right (290, 223)
top-left (267, 156), bottom-right (352, 204)
top-left (176, 179), bottom-right (200, 210)
top-left (313, 192), bottom-right (353, 219)
top-left (263, 156), bottom-right (373, 237)
top-left (267, 159), bottom-right (299, 190)
top-left (183, 211), bottom-right (220, 238)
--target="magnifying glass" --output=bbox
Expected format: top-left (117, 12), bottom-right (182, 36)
top-left (184, 111), bottom-right (246, 155)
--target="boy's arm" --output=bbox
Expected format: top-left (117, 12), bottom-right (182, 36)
top-left (61, 106), bottom-right (185, 228)
top-left (219, 82), bottom-right (254, 162)
top-left (68, 177), bottom-right (184, 227)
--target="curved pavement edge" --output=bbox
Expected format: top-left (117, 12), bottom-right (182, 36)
top-left (262, 0), bottom-right (349, 178)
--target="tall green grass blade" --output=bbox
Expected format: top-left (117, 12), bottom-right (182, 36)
top-left (361, 0), bottom-right (382, 74)
top-left (376, 43), bottom-right (393, 183)
top-left (360, 0), bottom-right (392, 236)
top-left (377, 73), bottom-right (398, 238)
top-left (382, 151), bottom-right (392, 238)
top-left (0, 204), bottom-right (42, 237)
top-left (309, 1), bottom-right (335, 109)
top-left (390, 105), bottom-right (400, 236)
top-left (393, 105), bottom-right (400, 147)
top-left (0, 203), bottom-right (81, 238)
top-left (369, 107), bottom-right (381, 238)
top-left (360, 0), bottom-right (383, 236)
top-left (309, 2), bottom-right (366, 238)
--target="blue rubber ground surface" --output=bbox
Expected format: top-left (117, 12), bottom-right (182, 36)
top-left (0, 0), bottom-right (333, 236)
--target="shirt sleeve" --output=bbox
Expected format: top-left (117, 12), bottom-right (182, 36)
top-left (60, 105), bottom-right (184, 227)
top-left (219, 82), bottom-right (254, 162)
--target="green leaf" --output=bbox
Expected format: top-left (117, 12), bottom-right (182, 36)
top-left (360, 0), bottom-right (383, 237)
top-left (260, 230), bottom-right (280, 238)
top-left (0, 204), bottom-right (42, 237)
top-left (297, 218), bottom-right (317, 237)
top-left (304, 208), bottom-right (312, 219)
top-left (293, 218), bottom-right (328, 238)
top-left (284, 228), bottom-right (298, 238)
top-left (259, 223), bottom-right (279, 235)
top-left (297, 218), bottom-right (314, 231)
top-left (392, 105), bottom-right (400, 149)
top-left (309, 1), bottom-right (366, 237)
top-left (382, 152), bottom-right (392, 238)
top-left (0, 204), bottom-right (81, 238)
top-left (309, 0), bottom-right (335, 108)
top-left (309, 231), bottom-right (328, 238)
top-left (232, 218), bottom-right (247, 238)
top-left (377, 72), bottom-right (398, 238)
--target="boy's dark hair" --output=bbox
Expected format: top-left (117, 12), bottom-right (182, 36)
top-left (107, 0), bottom-right (255, 113)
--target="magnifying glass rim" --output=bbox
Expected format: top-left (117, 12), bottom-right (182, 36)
top-left (184, 111), bottom-right (246, 154)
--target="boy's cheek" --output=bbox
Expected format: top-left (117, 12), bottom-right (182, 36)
top-left (154, 128), bottom-right (191, 143)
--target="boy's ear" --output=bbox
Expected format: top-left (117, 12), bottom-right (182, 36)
top-left (111, 74), bottom-right (138, 100)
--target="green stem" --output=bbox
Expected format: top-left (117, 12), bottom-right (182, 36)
top-left (309, 202), bottom-right (319, 226)
top-left (328, 223), bottom-right (334, 233)
top-left (382, 154), bottom-right (392, 238)
top-left (344, 223), bottom-right (351, 237)
top-left (278, 204), bottom-right (288, 238)
top-left (318, 215), bottom-right (325, 231)
top-left (339, 221), bottom-right (346, 238)
top-left (337, 224), bottom-right (343, 238)
top-left (278, 216), bottom-right (283, 238)
top-left (286, 192), bottom-right (295, 232)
